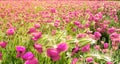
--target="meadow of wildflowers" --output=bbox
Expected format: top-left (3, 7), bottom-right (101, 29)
top-left (0, 1), bottom-right (120, 64)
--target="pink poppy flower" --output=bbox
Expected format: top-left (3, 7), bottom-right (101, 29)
top-left (34, 43), bottom-right (43, 53)
top-left (97, 28), bottom-right (102, 32)
top-left (86, 57), bottom-right (93, 63)
top-left (106, 62), bottom-right (113, 64)
top-left (0, 41), bottom-right (7, 48)
top-left (34, 23), bottom-right (40, 29)
top-left (22, 52), bottom-right (34, 61)
top-left (104, 43), bottom-right (109, 49)
top-left (56, 42), bottom-right (68, 53)
top-left (50, 8), bottom-right (56, 13)
top-left (47, 48), bottom-right (60, 61)
top-left (54, 22), bottom-right (59, 27)
top-left (28, 27), bottom-right (36, 34)
top-left (24, 58), bottom-right (38, 64)
top-left (81, 44), bottom-right (90, 52)
top-left (77, 33), bottom-right (86, 38)
top-left (74, 21), bottom-right (80, 26)
top-left (94, 31), bottom-right (101, 40)
top-left (65, 19), bottom-right (70, 23)
top-left (84, 23), bottom-right (90, 28)
top-left (77, 24), bottom-right (83, 29)
top-left (32, 32), bottom-right (42, 41)
top-left (72, 46), bottom-right (79, 55)
top-left (110, 32), bottom-right (119, 40)
top-left (6, 28), bottom-right (15, 35)
top-left (108, 27), bottom-right (115, 34)
top-left (88, 13), bottom-right (94, 21)
top-left (94, 12), bottom-right (103, 22)
top-left (16, 46), bottom-right (26, 58)
top-left (71, 58), bottom-right (78, 64)
top-left (55, 20), bottom-right (60, 22)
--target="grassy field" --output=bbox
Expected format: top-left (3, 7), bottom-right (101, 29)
top-left (0, 1), bottom-right (120, 64)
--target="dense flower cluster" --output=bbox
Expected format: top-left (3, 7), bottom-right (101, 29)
top-left (0, 1), bottom-right (120, 64)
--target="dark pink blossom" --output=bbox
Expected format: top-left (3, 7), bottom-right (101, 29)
top-left (94, 31), bottom-right (101, 40)
top-left (56, 42), bottom-right (68, 53)
top-left (6, 28), bottom-right (15, 35)
top-left (22, 52), bottom-right (34, 61)
top-left (74, 21), bottom-right (80, 26)
top-left (0, 41), bottom-right (7, 48)
top-left (104, 43), bottom-right (109, 49)
top-left (32, 32), bottom-right (42, 41)
top-left (106, 62), bottom-right (113, 64)
top-left (77, 33), bottom-right (86, 38)
top-left (86, 57), bottom-right (93, 63)
top-left (34, 23), bottom-right (40, 29)
top-left (108, 27), bottom-right (115, 34)
top-left (81, 44), bottom-right (90, 52)
top-left (28, 27), bottom-right (36, 34)
top-left (50, 8), bottom-right (56, 13)
top-left (71, 58), bottom-right (78, 64)
top-left (72, 46), bottom-right (79, 55)
top-left (34, 43), bottom-right (43, 53)
top-left (110, 32), bottom-right (119, 40)
top-left (16, 46), bottom-right (26, 58)
top-left (47, 48), bottom-right (60, 61)
top-left (24, 58), bottom-right (38, 64)
top-left (54, 22), bottom-right (59, 27)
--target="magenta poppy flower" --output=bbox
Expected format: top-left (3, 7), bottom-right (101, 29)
top-left (110, 32), bottom-right (119, 39)
top-left (97, 28), bottom-right (102, 32)
top-left (71, 58), bottom-right (78, 64)
top-left (77, 33), bottom-right (86, 38)
top-left (74, 21), bottom-right (80, 26)
top-left (22, 52), bottom-right (34, 61)
top-left (88, 13), bottom-right (94, 21)
top-left (28, 27), bottom-right (36, 34)
top-left (24, 58), bottom-right (38, 64)
top-left (32, 32), bottom-right (42, 41)
top-left (0, 41), bottom-right (7, 48)
top-left (94, 12), bottom-right (103, 22)
top-left (77, 24), bottom-right (83, 29)
top-left (54, 22), bottom-right (59, 27)
top-left (56, 42), bottom-right (68, 53)
top-left (84, 23), bottom-right (90, 28)
top-left (50, 8), bottom-right (56, 13)
top-left (6, 28), bottom-right (15, 35)
top-left (108, 27), bottom-right (115, 34)
top-left (72, 46), bottom-right (79, 55)
top-left (0, 52), bottom-right (2, 60)
top-left (55, 20), bottom-right (60, 22)
top-left (16, 46), bottom-right (26, 58)
top-left (106, 62), bottom-right (113, 64)
top-left (81, 44), bottom-right (90, 52)
top-left (104, 43), bottom-right (109, 49)
top-left (34, 23), bottom-right (40, 29)
top-left (46, 20), bottom-right (52, 23)
top-left (86, 57), bottom-right (93, 63)
top-left (94, 31), bottom-right (101, 40)
top-left (47, 48), bottom-right (60, 61)
top-left (32, 37), bottom-right (38, 41)
top-left (65, 19), bottom-right (70, 23)
top-left (34, 43), bottom-right (43, 53)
